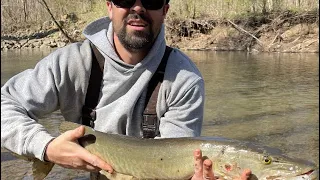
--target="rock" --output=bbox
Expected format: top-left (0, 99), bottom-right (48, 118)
top-left (34, 41), bottom-right (43, 47)
top-left (43, 38), bottom-right (52, 45)
top-left (72, 30), bottom-right (81, 36)
top-left (5, 44), bottom-right (13, 49)
top-left (49, 42), bottom-right (57, 48)
top-left (40, 44), bottom-right (50, 49)
top-left (13, 44), bottom-right (21, 49)
top-left (23, 43), bottom-right (30, 48)
top-left (28, 39), bottom-right (39, 44)
top-left (26, 39), bottom-right (42, 48)
top-left (57, 42), bottom-right (66, 48)
top-left (19, 39), bottom-right (28, 46)
top-left (61, 13), bottom-right (78, 23)
top-left (43, 21), bottom-right (55, 30)
top-left (3, 40), bottom-right (15, 45)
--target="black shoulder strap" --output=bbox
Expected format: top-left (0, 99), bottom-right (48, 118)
top-left (142, 46), bottom-right (173, 138)
top-left (82, 43), bottom-right (173, 137)
top-left (81, 42), bottom-right (105, 128)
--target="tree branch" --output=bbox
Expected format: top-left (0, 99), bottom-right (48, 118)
top-left (227, 19), bottom-right (265, 47)
top-left (37, 0), bottom-right (75, 43)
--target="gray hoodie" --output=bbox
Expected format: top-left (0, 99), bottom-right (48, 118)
top-left (1, 17), bottom-right (205, 161)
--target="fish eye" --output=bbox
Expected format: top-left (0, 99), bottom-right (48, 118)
top-left (263, 156), bottom-right (272, 165)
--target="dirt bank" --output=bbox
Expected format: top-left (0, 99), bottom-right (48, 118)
top-left (1, 10), bottom-right (318, 53)
top-left (166, 10), bottom-right (319, 53)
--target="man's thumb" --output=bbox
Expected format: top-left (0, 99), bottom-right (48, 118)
top-left (66, 126), bottom-right (85, 141)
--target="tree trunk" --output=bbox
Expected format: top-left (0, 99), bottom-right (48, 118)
top-left (251, 0), bottom-right (257, 13)
top-left (37, 0), bottom-right (75, 43)
top-left (262, 0), bottom-right (267, 14)
top-left (23, 0), bottom-right (28, 22)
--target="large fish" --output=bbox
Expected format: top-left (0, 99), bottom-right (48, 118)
top-left (8, 121), bottom-right (319, 179)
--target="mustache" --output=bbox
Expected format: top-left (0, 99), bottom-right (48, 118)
top-left (125, 13), bottom-right (152, 24)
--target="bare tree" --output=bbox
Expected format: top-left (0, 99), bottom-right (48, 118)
top-left (37, 0), bottom-right (75, 42)
top-left (262, 0), bottom-right (267, 14)
top-left (22, 0), bottom-right (28, 22)
top-left (251, 0), bottom-right (257, 13)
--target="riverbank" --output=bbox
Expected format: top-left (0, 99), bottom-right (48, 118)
top-left (1, 10), bottom-right (318, 53)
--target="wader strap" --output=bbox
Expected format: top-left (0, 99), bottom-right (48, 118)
top-left (142, 46), bottom-right (173, 138)
top-left (82, 42), bottom-right (105, 128)
top-left (82, 43), bottom-right (173, 138)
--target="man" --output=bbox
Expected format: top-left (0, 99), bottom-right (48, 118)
top-left (1, 0), bottom-right (250, 179)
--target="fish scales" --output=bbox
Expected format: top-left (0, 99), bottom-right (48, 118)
top-left (7, 121), bottom-right (319, 180)
top-left (83, 130), bottom-right (201, 178)
top-left (59, 122), bottom-right (318, 179)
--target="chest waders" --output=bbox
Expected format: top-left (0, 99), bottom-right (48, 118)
top-left (81, 43), bottom-right (173, 180)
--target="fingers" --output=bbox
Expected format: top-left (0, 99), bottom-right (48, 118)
top-left (240, 169), bottom-right (251, 180)
top-left (65, 127), bottom-right (114, 173)
top-left (65, 159), bottom-right (101, 172)
top-left (79, 149), bottom-right (113, 173)
top-left (191, 149), bottom-right (214, 180)
top-left (64, 125), bottom-right (86, 141)
top-left (203, 159), bottom-right (214, 179)
top-left (193, 149), bottom-right (203, 178)
top-left (45, 125), bottom-right (114, 173)
top-left (191, 148), bottom-right (251, 180)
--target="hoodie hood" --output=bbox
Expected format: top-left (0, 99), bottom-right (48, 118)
top-left (82, 16), bottom-right (166, 71)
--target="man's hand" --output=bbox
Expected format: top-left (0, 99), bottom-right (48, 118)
top-left (44, 125), bottom-right (113, 173)
top-left (191, 149), bottom-right (251, 180)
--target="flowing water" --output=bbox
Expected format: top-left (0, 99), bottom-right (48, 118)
top-left (1, 49), bottom-right (319, 179)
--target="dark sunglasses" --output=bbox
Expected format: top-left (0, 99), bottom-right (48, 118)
top-left (111, 0), bottom-right (166, 10)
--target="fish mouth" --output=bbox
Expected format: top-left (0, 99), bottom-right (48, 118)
top-left (265, 169), bottom-right (318, 180)
top-left (294, 169), bottom-right (318, 180)
top-left (300, 169), bottom-right (315, 176)
top-left (303, 169), bottom-right (318, 179)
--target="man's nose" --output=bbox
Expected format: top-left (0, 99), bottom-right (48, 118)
top-left (130, 0), bottom-right (146, 13)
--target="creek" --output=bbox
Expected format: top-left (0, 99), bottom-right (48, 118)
top-left (1, 49), bottom-right (319, 179)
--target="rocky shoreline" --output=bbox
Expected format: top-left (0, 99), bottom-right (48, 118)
top-left (1, 11), bottom-right (319, 53)
top-left (1, 36), bottom-right (68, 50)
top-left (1, 23), bottom-right (82, 50)
top-left (1, 15), bottom-right (84, 50)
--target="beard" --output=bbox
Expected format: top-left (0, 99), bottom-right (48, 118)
top-left (116, 13), bottom-right (155, 52)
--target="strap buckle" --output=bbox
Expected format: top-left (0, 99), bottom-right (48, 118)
top-left (142, 114), bottom-right (158, 138)
top-left (82, 106), bottom-right (96, 128)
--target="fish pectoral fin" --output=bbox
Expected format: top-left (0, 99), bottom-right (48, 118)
top-left (100, 170), bottom-right (137, 180)
top-left (32, 159), bottom-right (54, 180)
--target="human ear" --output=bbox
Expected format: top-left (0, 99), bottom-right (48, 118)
top-left (163, 4), bottom-right (170, 16)
top-left (107, 1), bottom-right (113, 19)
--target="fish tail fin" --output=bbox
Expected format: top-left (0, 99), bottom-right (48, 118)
top-left (32, 159), bottom-right (54, 180)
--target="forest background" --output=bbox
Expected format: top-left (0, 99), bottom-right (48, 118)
top-left (1, 0), bottom-right (319, 52)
